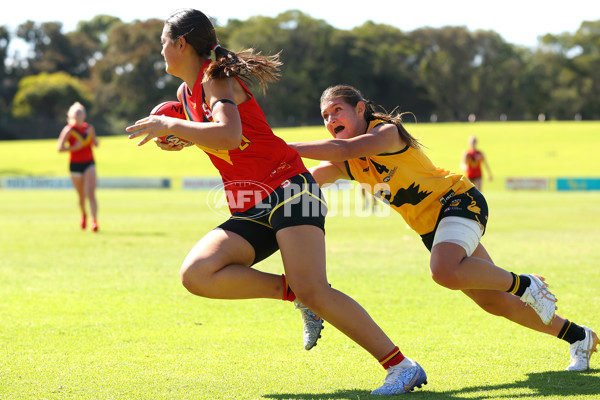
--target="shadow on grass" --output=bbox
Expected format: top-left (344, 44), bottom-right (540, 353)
top-left (264, 370), bottom-right (600, 399)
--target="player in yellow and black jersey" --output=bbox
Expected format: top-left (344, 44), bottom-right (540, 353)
top-left (290, 84), bottom-right (598, 373)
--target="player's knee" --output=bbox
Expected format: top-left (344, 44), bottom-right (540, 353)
top-left (430, 262), bottom-right (462, 290)
top-left (292, 286), bottom-right (318, 306)
top-left (293, 283), bottom-right (329, 310)
top-left (180, 261), bottom-right (211, 296)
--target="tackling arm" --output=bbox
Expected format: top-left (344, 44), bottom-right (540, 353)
top-left (289, 124), bottom-right (405, 162)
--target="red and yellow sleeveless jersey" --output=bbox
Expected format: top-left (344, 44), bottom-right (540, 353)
top-left (181, 60), bottom-right (307, 213)
top-left (344, 120), bottom-right (474, 235)
top-left (67, 123), bottom-right (94, 163)
top-left (465, 149), bottom-right (483, 179)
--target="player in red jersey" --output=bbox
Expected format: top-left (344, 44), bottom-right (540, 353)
top-left (57, 102), bottom-right (99, 232)
top-left (461, 136), bottom-right (492, 191)
top-left (126, 9), bottom-right (425, 395)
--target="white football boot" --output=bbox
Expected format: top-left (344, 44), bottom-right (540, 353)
top-left (566, 326), bottom-right (599, 371)
top-left (371, 357), bottom-right (427, 395)
top-left (294, 299), bottom-right (324, 350)
top-left (519, 274), bottom-right (557, 325)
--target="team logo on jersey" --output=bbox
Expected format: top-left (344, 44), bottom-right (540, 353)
top-left (376, 182), bottom-right (432, 208)
top-left (383, 167), bottom-right (397, 183)
top-left (271, 161), bottom-right (291, 177)
top-left (466, 193), bottom-right (481, 214)
top-left (439, 190), bottom-right (455, 206)
top-left (450, 199), bottom-right (461, 207)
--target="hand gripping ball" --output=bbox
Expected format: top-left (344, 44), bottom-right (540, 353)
top-left (150, 101), bottom-right (194, 147)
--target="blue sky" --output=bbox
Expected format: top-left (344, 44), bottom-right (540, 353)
top-left (3, 0), bottom-right (597, 49)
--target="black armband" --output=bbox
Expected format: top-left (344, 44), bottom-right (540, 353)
top-left (211, 99), bottom-right (237, 108)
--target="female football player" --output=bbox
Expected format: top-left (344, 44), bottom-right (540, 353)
top-left (460, 135), bottom-right (492, 191)
top-left (57, 101), bottom-right (99, 232)
top-left (289, 84), bottom-right (598, 372)
top-left (126, 9), bottom-right (426, 395)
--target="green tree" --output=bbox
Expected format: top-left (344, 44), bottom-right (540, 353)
top-left (224, 10), bottom-right (336, 126)
top-left (526, 20), bottom-right (600, 120)
top-left (535, 33), bottom-right (583, 119)
top-left (72, 15), bottom-right (122, 79)
top-left (0, 26), bottom-right (8, 80)
top-left (90, 19), bottom-right (180, 132)
top-left (2, 12), bottom-right (600, 139)
top-left (16, 19), bottom-right (112, 79)
top-left (75, 14), bottom-right (122, 48)
top-left (12, 71), bottom-right (92, 138)
top-left (344, 21), bottom-right (432, 120)
top-left (408, 26), bottom-right (532, 121)
top-left (0, 25), bottom-right (11, 116)
top-left (17, 21), bottom-right (72, 75)
top-left (467, 30), bottom-right (527, 121)
top-left (13, 71), bottom-right (92, 118)
top-left (223, 12), bottom-right (429, 125)
top-left (571, 20), bottom-right (600, 119)
top-left (411, 26), bottom-right (485, 121)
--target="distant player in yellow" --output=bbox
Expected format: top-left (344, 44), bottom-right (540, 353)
top-left (289, 84), bottom-right (598, 372)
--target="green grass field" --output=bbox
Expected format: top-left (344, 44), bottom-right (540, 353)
top-left (1, 121), bottom-right (600, 399)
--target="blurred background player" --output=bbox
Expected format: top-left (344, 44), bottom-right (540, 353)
top-left (461, 135), bottom-right (492, 191)
top-left (57, 102), bottom-right (99, 232)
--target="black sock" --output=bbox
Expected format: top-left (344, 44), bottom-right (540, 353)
top-left (558, 320), bottom-right (586, 344)
top-left (507, 273), bottom-right (532, 297)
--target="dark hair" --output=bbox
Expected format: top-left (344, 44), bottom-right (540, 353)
top-left (165, 9), bottom-right (281, 92)
top-left (320, 85), bottom-right (422, 149)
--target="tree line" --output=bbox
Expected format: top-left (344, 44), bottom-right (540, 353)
top-left (1, 10), bottom-right (599, 139)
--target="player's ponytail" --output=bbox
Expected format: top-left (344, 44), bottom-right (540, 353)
top-left (207, 46), bottom-right (282, 93)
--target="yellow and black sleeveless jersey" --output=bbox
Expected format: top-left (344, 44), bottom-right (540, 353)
top-left (344, 120), bottom-right (474, 235)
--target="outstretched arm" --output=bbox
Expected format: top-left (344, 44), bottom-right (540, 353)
top-left (289, 124), bottom-right (405, 162)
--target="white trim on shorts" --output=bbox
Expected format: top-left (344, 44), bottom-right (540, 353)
top-left (432, 216), bottom-right (483, 256)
